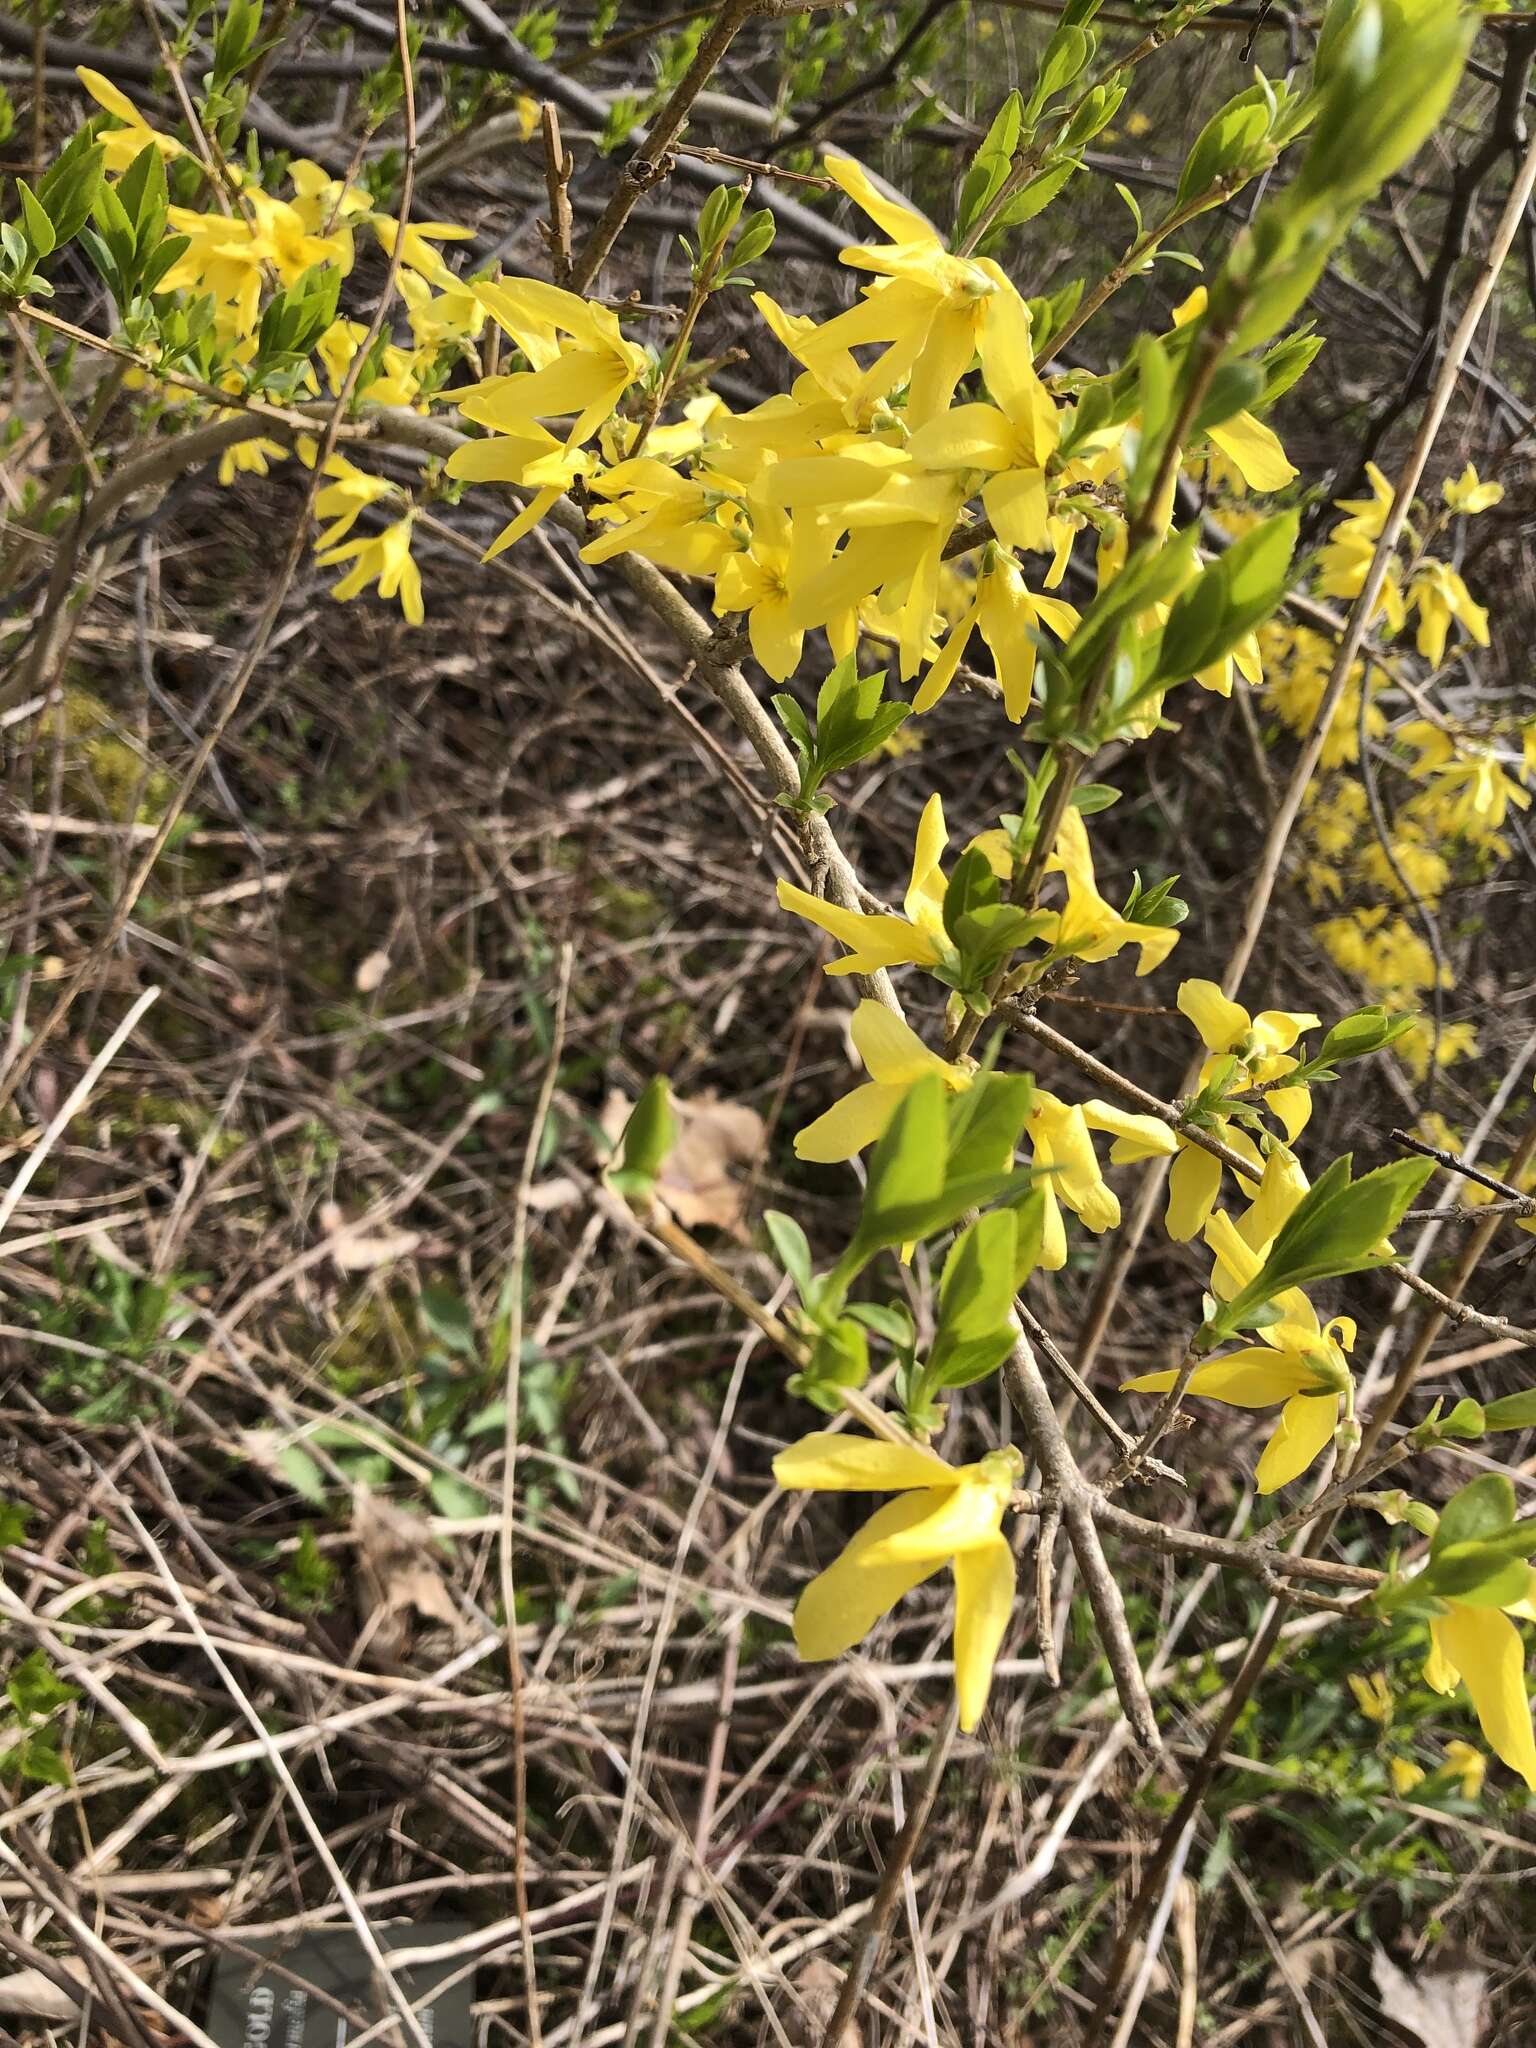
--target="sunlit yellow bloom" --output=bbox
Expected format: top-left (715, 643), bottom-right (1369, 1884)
top-left (1443, 462), bottom-right (1503, 515)
top-left (713, 501), bottom-right (826, 679)
top-left (914, 548), bottom-right (1078, 721)
top-left (777, 792), bottom-right (950, 977)
top-left (312, 453), bottom-right (394, 549)
top-left (217, 434), bottom-right (286, 486)
top-left (76, 67), bottom-right (186, 173)
top-left (373, 214), bottom-right (475, 288)
top-left (1440, 1739), bottom-right (1487, 1797)
top-left (397, 268), bottom-right (486, 351)
top-left (470, 279), bottom-right (649, 449)
top-left (773, 1430), bottom-right (1022, 1730)
top-left (287, 158), bottom-right (372, 234)
top-left (784, 155), bottom-right (1043, 426)
top-left (794, 1001), bottom-right (973, 1162)
top-left (905, 324), bottom-right (1060, 553)
top-left (1025, 1090), bottom-right (1176, 1268)
top-left (1124, 1201), bottom-right (1355, 1491)
top-left (316, 512), bottom-right (424, 625)
top-left (1172, 292), bottom-right (1297, 494)
top-left (1390, 1756), bottom-right (1426, 1794)
top-left (1165, 982), bottom-right (1316, 1239)
top-left (1349, 1671), bottom-right (1393, 1724)
top-left (583, 458), bottom-right (738, 580)
top-left (1408, 559), bottom-right (1489, 667)
top-left (1038, 806), bottom-right (1181, 976)
top-left (1423, 1586), bottom-right (1536, 1792)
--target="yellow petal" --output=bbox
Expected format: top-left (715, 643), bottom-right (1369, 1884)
top-left (1255, 1391), bottom-right (1338, 1493)
top-left (1203, 1206), bottom-right (1264, 1295)
top-left (1122, 1350), bottom-right (1311, 1409)
top-left (1266, 1084), bottom-right (1313, 1142)
top-left (792, 1492), bottom-right (950, 1661)
top-left (861, 1472), bottom-right (1005, 1562)
top-left (1424, 1619), bottom-right (1460, 1697)
top-left (1206, 412), bottom-right (1298, 493)
top-left (1177, 979), bottom-right (1248, 1054)
top-left (906, 403), bottom-right (1015, 472)
top-left (774, 1432), bottom-right (956, 1493)
top-left (776, 879), bottom-right (936, 975)
top-left (823, 153), bottom-right (935, 247)
top-left (1081, 1101), bottom-right (1178, 1161)
top-left (794, 1081), bottom-right (908, 1163)
top-left (850, 999), bottom-right (956, 1086)
top-left (1166, 1142), bottom-right (1223, 1242)
top-left (1032, 1098), bottom-right (1118, 1232)
top-left (1434, 1603), bottom-right (1536, 1791)
top-left (1037, 1181), bottom-right (1067, 1270)
top-left (1238, 1146), bottom-right (1308, 1251)
top-left (952, 1534), bottom-right (1015, 1732)
top-left (913, 601), bottom-right (979, 715)
top-left (904, 793), bottom-right (949, 921)
top-left (1250, 1008), bottom-right (1320, 1055)
top-left (982, 466), bottom-right (1050, 553)
top-left (76, 65), bottom-right (150, 127)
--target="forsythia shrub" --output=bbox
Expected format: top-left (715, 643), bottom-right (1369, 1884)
top-left (9, 0), bottom-right (1536, 1788)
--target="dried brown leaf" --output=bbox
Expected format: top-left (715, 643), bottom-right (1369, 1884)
top-left (0, 1965), bottom-right (88, 2021)
top-left (318, 1200), bottom-right (421, 1272)
top-left (600, 1088), bottom-right (766, 1239)
top-left (351, 1487), bottom-right (463, 1660)
top-left (1372, 1948), bottom-right (1487, 2048)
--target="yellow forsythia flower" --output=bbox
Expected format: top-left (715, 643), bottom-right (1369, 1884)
top-left (1124, 1197), bottom-right (1355, 1492)
top-left (773, 1430), bottom-right (1023, 1730)
top-left (1164, 981), bottom-right (1316, 1240)
top-left (316, 512), bottom-right (424, 625)
top-left (777, 791), bottom-right (953, 977)
top-left (793, 1001), bottom-right (973, 1162)
top-left (1424, 1588), bottom-right (1536, 1792)
top-left (1443, 462), bottom-right (1503, 515)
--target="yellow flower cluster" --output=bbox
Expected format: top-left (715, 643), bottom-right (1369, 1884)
top-left (447, 158), bottom-right (1292, 714)
top-left (79, 68), bottom-right (489, 622)
top-left (1265, 465), bottom-right (1531, 1080)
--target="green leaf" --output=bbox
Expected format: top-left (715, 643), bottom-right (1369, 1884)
top-left (1213, 1153), bottom-right (1432, 1335)
top-left (36, 132), bottom-right (104, 246)
top-left (609, 1075), bottom-right (676, 1206)
top-left (927, 1210), bottom-right (1018, 1391)
top-left (430, 1471), bottom-right (490, 1518)
top-left (0, 1500), bottom-right (29, 1547)
top-left (275, 1444), bottom-right (327, 1506)
top-left (8, 1650), bottom-right (78, 1720)
top-left (764, 1210), bottom-right (814, 1301)
top-left (942, 846), bottom-right (1001, 945)
top-left (1157, 510), bottom-right (1298, 685)
top-left (1176, 84), bottom-right (1274, 209)
top-left (15, 179), bottom-right (54, 260)
top-left (788, 1318), bottom-right (869, 1412)
top-left (1433, 1473), bottom-right (1516, 1554)
top-left (1481, 1389), bottom-right (1536, 1434)
top-left (420, 1284), bottom-right (477, 1358)
top-left (853, 1074), bottom-right (948, 1257)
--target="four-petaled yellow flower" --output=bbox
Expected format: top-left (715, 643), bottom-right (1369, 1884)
top-left (1165, 978), bottom-right (1317, 1240)
top-left (773, 1430), bottom-right (1022, 1731)
top-left (1038, 806), bottom-right (1182, 977)
top-left (794, 1001), bottom-right (972, 1162)
top-left (316, 512), bottom-right (424, 625)
top-left (1124, 1198), bottom-right (1355, 1492)
top-left (1408, 559), bottom-right (1490, 668)
top-left (1024, 1090), bottom-right (1176, 1268)
top-left (1443, 463), bottom-right (1503, 515)
top-left (1423, 1580), bottom-right (1536, 1792)
top-left (777, 791), bottom-right (955, 977)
